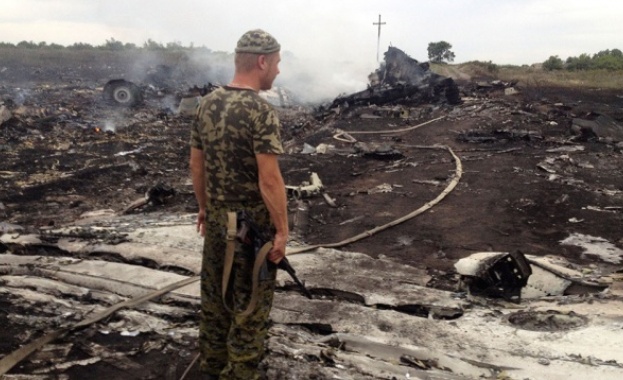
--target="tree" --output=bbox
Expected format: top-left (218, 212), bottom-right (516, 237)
top-left (16, 40), bottom-right (37, 48)
top-left (543, 55), bottom-right (564, 71)
top-left (593, 54), bottom-right (623, 70)
top-left (566, 53), bottom-right (593, 71)
top-left (428, 41), bottom-right (455, 63)
top-left (143, 39), bottom-right (164, 50)
top-left (103, 37), bottom-right (124, 51)
top-left (166, 41), bottom-right (184, 50)
top-left (68, 42), bottom-right (93, 50)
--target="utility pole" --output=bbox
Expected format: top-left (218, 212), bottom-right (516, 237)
top-left (373, 14), bottom-right (386, 62)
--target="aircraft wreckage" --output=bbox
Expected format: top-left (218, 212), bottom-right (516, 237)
top-left (1, 45), bottom-right (623, 380)
top-left (318, 46), bottom-right (461, 119)
top-left (1, 212), bottom-right (622, 380)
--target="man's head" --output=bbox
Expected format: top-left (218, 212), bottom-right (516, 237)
top-left (234, 29), bottom-right (281, 91)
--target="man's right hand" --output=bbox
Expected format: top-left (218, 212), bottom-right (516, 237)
top-left (268, 231), bottom-right (287, 264)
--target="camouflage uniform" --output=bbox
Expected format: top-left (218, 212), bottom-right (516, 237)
top-left (190, 86), bottom-right (284, 380)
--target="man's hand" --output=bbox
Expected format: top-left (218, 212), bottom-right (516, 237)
top-left (268, 231), bottom-right (287, 264)
top-left (196, 209), bottom-right (206, 236)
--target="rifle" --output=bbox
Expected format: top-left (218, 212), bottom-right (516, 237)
top-left (236, 211), bottom-right (312, 299)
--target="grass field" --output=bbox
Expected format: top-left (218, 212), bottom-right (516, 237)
top-left (431, 61), bottom-right (623, 89)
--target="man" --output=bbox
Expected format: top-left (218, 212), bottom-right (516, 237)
top-left (189, 29), bottom-right (288, 380)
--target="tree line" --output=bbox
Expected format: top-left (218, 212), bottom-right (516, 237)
top-left (543, 49), bottom-right (623, 71)
top-left (0, 38), bottom-right (209, 51)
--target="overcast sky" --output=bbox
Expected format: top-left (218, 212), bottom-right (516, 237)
top-left (2, 0), bottom-right (621, 100)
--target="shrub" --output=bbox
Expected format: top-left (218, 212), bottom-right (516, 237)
top-left (543, 55), bottom-right (564, 71)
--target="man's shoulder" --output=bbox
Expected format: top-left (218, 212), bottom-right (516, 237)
top-left (216, 88), bottom-right (274, 106)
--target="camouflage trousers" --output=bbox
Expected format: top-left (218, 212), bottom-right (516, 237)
top-left (199, 201), bottom-right (277, 380)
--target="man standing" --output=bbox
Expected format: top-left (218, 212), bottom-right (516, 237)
top-left (189, 29), bottom-right (288, 380)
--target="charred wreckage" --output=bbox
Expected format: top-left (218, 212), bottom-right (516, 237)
top-left (2, 44), bottom-right (623, 380)
top-left (100, 47), bottom-right (461, 116)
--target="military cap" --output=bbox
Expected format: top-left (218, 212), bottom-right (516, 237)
top-left (235, 29), bottom-right (281, 54)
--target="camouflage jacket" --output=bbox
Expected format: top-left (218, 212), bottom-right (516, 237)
top-left (190, 87), bottom-right (283, 203)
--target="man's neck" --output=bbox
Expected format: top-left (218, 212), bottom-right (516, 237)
top-left (228, 75), bottom-right (260, 92)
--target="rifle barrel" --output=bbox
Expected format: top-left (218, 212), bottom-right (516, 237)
top-left (279, 258), bottom-right (313, 299)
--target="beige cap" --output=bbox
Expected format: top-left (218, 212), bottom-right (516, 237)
top-left (235, 29), bottom-right (281, 54)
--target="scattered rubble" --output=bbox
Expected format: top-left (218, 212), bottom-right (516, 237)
top-left (1, 48), bottom-right (623, 379)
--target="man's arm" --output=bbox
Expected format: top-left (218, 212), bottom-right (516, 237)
top-left (256, 153), bottom-right (288, 263)
top-left (190, 147), bottom-right (207, 236)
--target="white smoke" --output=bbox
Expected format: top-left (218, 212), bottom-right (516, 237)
top-left (120, 48), bottom-right (378, 106)
top-left (103, 119), bottom-right (116, 132)
top-left (275, 51), bottom-right (377, 104)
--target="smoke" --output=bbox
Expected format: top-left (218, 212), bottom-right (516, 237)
top-left (14, 88), bottom-right (32, 106)
top-left (275, 51), bottom-right (377, 104)
top-left (103, 119), bottom-right (116, 132)
top-left (120, 48), bottom-right (378, 106)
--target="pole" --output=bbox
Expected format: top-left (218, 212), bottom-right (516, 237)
top-left (373, 14), bottom-right (386, 62)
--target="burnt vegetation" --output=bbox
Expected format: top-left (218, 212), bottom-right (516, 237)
top-left (1, 40), bottom-right (623, 379)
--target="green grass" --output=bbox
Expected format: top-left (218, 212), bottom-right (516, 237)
top-left (430, 61), bottom-right (623, 89)
top-left (497, 67), bottom-right (623, 89)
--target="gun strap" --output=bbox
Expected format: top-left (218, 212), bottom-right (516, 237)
top-left (222, 211), bottom-right (272, 318)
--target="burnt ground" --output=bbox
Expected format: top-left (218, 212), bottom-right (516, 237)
top-left (1, 51), bottom-right (623, 379)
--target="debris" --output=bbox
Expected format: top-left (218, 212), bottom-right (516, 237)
top-left (177, 96), bottom-right (200, 116)
top-left (546, 145), bottom-right (585, 153)
top-left (0, 105), bottom-right (11, 126)
top-left (291, 199), bottom-right (309, 238)
top-left (572, 114), bottom-right (623, 141)
top-left (368, 183), bottom-right (393, 194)
top-left (3, 46), bottom-right (623, 380)
top-left (318, 46), bottom-right (460, 119)
top-left (321, 192), bottom-right (337, 208)
top-left (454, 251), bottom-right (532, 301)
top-left (315, 143), bottom-right (334, 154)
top-left (317, 333), bottom-right (495, 378)
top-left (286, 172), bottom-right (323, 198)
top-left (458, 129), bottom-right (543, 144)
top-left (300, 143), bottom-right (316, 154)
top-left (338, 216), bottom-right (364, 226)
top-left (522, 255), bottom-right (607, 298)
top-left (354, 142), bottom-right (404, 160)
top-left (0, 222), bottom-right (24, 234)
top-left (103, 79), bottom-right (143, 107)
top-left (412, 179), bottom-right (443, 186)
top-left (561, 233), bottom-right (623, 264)
top-left (122, 183), bottom-right (176, 214)
top-left (504, 87), bottom-right (518, 96)
top-left (507, 310), bottom-right (587, 332)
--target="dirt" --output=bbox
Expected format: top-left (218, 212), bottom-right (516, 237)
top-left (1, 50), bottom-right (623, 379)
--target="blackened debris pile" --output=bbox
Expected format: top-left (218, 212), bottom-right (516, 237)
top-left (324, 46), bottom-right (461, 115)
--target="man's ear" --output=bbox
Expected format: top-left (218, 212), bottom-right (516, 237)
top-left (257, 54), bottom-right (268, 70)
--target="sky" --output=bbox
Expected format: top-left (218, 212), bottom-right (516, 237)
top-left (2, 0), bottom-right (622, 101)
